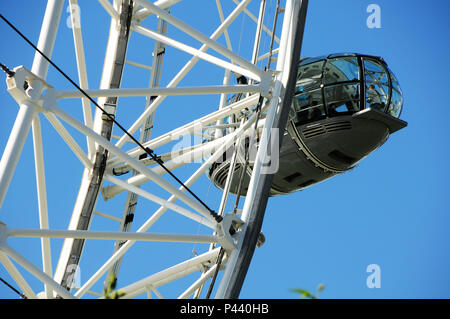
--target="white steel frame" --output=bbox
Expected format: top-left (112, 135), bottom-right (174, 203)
top-left (0, 0), bottom-right (302, 299)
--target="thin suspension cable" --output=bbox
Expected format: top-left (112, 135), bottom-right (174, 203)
top-left (266, 0), bottom-right (280, 70)
top-left (0, 62), bottom-right (15, 77)
top-left (205, 247), bottom-right (225, 299)
top-left (0, 276), bottom-right (27, 299)
top-left (0, 13), bottom-right (222, 223)
top-left (231, 0), bottom-right (279, 213)
top-left (232, 96), bottom-right (264, 213)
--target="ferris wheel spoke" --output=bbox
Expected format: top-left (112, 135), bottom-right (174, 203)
top-left (134, 0), bottom-right (265, 78)
top-left (107, 136), bottom-right (227, 179)
top-left (217, 0), bottom-right (309, 298)
top-left (49, 105), bottom-right (215, 219)
top-left (56, 84), bottom-right (262, 99)
top-left (0, 252), bottom-right (37, 299)
top-left (31, 115), bottom-right (53, 299)
top-left (103, 107), bottom-right (260, 201)
top-left (215, 0), bottom-right (234, 51)
top-left (118, 247), bottom-right (221, 299)
top-left (103, 174), bottom-right (217, 229)
top-left (43, 112), bottom-right (93, 170)
top-left (0, 222), bottom-right (221, 299)
top-left (0, 0), bottom-right (306, 299)
top-left (97, 0), bottom-right (120, 19)
top-left (177, 264), bottom-right (218, 299)
top-left (133, 0), bottom-right (182, 21)
top-left (74, 196), bottom-right (219, 299)
top-left (133, 24), bottom-right (261, 82)
top-left (107, 93), bottom-right (260, 168)
top-left (68, 0), bottom-right (95, 157)
top-left (0, 242), bottom-right (75, 299)
top-left (72, 112), bottom-right (261, 298)
top-left (232, 0), bottom-right (281, 44)
top-left (5, 227), bottom-right (220, 245)
top-left (0, 0), bottom-right (63, 208)
top-left (257, 47), bottom-right (280, 63)
top-left (113, 0), bottom-right (253, 149)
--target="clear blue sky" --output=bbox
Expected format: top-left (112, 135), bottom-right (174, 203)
top-left (0, 0), bottom-right (449, 299)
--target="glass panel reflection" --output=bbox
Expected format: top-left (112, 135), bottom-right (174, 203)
top-left (292, 54), bottom-right (404, 125)
top-left (388, 70), bottom-right (403, 118)
top-left (364, 58), bottom-right (389, 112)
top-left (293, 88), bottom-right (325, 125)
top-left (296, 59), bottom-right (325, 93)
top-left (324, 83), bottom-right (360, 114)
top-left (324, 57), bottom-right (359, 84)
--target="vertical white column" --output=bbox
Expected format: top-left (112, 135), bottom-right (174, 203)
top-left (32, 116), bottom-right (53, 299)
top-left (216, 0), bottom-right (307, 298)
top-left (0, 101), bottom-right (36, 208)
top-left (31, 0), bottom-right (65, 78)
top-left (0, 0), bottom-right (63, 300)
top-left (30, 0), bottom-right (64, 298)
top-left (0, 0), bottom-right (64, 209)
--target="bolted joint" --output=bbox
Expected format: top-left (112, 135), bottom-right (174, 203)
top-left (101, 102), bottom-right (117, 121)
top-left (209, 210), bottom-right (222, 224)
top-left (144, 147), bottom-right (164, 165)
top-left (215, 214), bottom-right (244, 253)
top-left (5, 65), bottom-right (54, 112)
top-left (101, 185), bottom-right (114, 202)
top-left (258, 70), bottom-right (275, 98)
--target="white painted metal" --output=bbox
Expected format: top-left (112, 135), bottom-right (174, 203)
top-left (69, 0), bottom-right (95, 158)
top-left (104, 108), bottom-right (261, 200)
top-left (119, 248), bottom-right (221, 299)
top-left (30, 0), bottom-right (65, 79)
top-left (133, 24), bottom-right (263, 82)
top-left (31, 115), bottom-right (53, 299)
top-left (0, 0), bottom-right (300, 299)
top-left (133, 0), bottom-right (267, 81)
top-left (216, 0), bottom-right (233, 51)
top-left (0, 0), bottom-right (63, 298)
top-left (0, 224), bottom-right (74, 299)
top-left (124, 60), bottom-right (153, 71)
top-left (44, 112), bottom-right (93, 169)
top-left (72, 110), bottom-right (260, 298)
top-left (216, 0), bottom-right (302, 298)
top-left (104, 174), bottom-right (216, 229)
top-left (50, 105), bottom-right (216, 220)
top-left (250, 0), bottom-right (267, 66)
top-left (93, 211), bottom-right (122, 223)
top-left (0, 101), bottom-right (36, 208)
top-left (5, 226), bottom-right (219, 245)
top-left (232, 0), bottom-right (280, 44)
top-left (0, 252), bottom-right (37, 299)
top-left (53, 0), bottom-right (127, 287)
top-left (178, 264), bottom-right (218, 299)
top-left (57, 84), bottom-right (262, 99)
top-left (108, 93), bottom-right (260, 168)
top-left (98, 0), bottom-right (119, 19)
top-left (114, 0), bottom-right (252, 149)
top-left (133, 0), bottom-right (182, 21)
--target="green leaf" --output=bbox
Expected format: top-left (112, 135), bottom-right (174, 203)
top-left (103, 273), bottom-right (126, 299)
top-left (317, 283), bottom-right (326, 293)
top-left (290, 288), bottom-right (317, 299)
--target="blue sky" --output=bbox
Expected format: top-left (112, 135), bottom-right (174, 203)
top-left (0, 0), bottom-right (449, 299)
